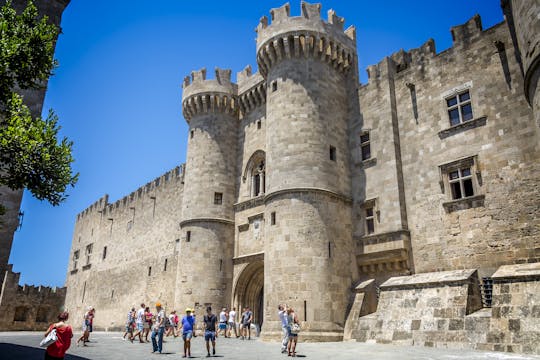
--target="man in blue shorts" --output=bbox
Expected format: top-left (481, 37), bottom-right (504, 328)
top-left (180, 308), bottom-right (195, 358)
top-left (203, 306), bottom-right (218, 357)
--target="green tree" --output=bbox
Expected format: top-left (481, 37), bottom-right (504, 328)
top-left (0, 0), bottom-right (77, 207)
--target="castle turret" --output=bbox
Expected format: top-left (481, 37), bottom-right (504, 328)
top-left (502, 0), bottom-right (540, 130)
top-left (256, 2), bottom-right (358, 341)
top-left (175, 68), bottom-right (238, 311)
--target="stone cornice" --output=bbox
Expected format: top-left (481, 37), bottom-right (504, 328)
top-left (179, 217), bottom-right (235, 228)
top-left (264, 187), bottom-right (352, 204)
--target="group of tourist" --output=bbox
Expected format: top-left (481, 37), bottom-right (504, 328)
top-left (41, 302), bottom-right (300, 359)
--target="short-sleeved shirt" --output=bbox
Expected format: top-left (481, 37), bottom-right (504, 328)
top-left (181, 315), bottom-right (195, 332)
top-left (136, 308), bottom-right (145, 324)
top-left (242, 311), bottom-right (252, 324)
top-left (219, 311), bottom-right (227, 322)
top-left (127, 311), bottom-right (134, 325)
top-left (156, 310), bottom-right (166, 328)
top-left (278, 310), bottom-right (288, 327)
top-left (228, 310), bottom-right (236, 322)
top-left (204, 314), bottom-right (217, 332)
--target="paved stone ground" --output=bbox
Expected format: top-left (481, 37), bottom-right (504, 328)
top-left (1, 332), bottom-right (539, 360)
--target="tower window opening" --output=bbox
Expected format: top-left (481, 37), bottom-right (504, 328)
top-left (186, 231), bottom-right (191, 242)
top-left (148, 266), bottom-right (152, 276)
top-left (329, 146), bottom-right (337, 161)
top-left (271, 212), bottom-right (276, 225)
top-left (360, 132), bottom-right (371, 160)
top-left (271, 81), bottom-right (277, 92)
top-left (214, 192), bottom-right (223, 205)
top-left (164, 258), bottom-right (168, 271)
top-left (102, 246), bottom-right (107, 260)
top-left (257, 120), bottom-right (262, 129)
top-left (190, 130), bottom-right (194, 139)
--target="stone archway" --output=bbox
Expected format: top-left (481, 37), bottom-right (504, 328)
top-left (233, 260), bottom-right (264, 329)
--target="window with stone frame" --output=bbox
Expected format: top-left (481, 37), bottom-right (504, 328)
top-left (85, 243), bottom-right (93, 265)
top-left (365, 207), bottom-right (375, 235)
top-left (446, 90), bottom-right (473, 126)
top-left (361, 198), bottom-right (377, 235)
top-left (360, 131), bottom-right (371, 161)
top-left (440, 156), bottom-right (480, 201)
top-left (73, 250), bottom-right (79, 270)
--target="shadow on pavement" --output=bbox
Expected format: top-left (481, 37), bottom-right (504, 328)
top-left (0, 343), bottom-right (91, 360)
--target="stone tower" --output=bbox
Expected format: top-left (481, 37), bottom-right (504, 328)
top-left (175, 68), bottom-right (237, 311)
top-left (501, 0), bottom-right (540, 130)
top-left (256, 2), bottom-right (358, 341)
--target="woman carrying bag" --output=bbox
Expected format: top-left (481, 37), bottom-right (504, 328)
top-left (286, 307), bottom-right (300, 357)
top-left (43, 311), bottom-right (73, 360)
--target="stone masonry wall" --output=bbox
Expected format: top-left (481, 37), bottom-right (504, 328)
top-left (64, 166), bottom-right (184, 331)
top-left (358, 17), bottom-right (540, 279)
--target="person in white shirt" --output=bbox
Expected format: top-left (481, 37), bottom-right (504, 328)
top-left (227, 307), bottom-right (238, 338)
top-left (278, 304), bottom-right (289, 353)
top-left (132, 303), bottom-right (145, 343)
top-left (218, 308), bottom-right (228, 338)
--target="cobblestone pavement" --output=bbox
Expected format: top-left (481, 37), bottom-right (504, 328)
top-left (1, 332), bottom-right (539, 360)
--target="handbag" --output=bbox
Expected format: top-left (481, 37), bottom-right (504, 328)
top-left (39, 328), bottom-right (57, 348)
top-left (290, 315), bottom-right (301, 334)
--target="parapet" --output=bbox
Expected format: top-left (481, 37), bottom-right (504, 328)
top-left (255, 2), bottom-right (356, 77)
top-left (182, 68), bottom-right (239, 122)
top-left (237, 65), bottom-right (266, 116)
top-left (451, 14), bottom-right (482, 45)
top-left (76, 194), bottom-right (109, 222)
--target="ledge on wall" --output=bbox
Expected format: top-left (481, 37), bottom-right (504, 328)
top-left (442, 194), bottom-right (485, 212)
top-left (438, 116), bottom-right (487, 139)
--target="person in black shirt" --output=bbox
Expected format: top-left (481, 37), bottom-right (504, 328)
top-left (203, 306), bottom-right (218, 357)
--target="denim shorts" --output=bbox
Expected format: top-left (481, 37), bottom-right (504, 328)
top-left (218, 322), bottom-right (227, 330)
top-left (136, 323), bottom-right (144, 331)
top-left (182, 330), bottom-right (193, 340)
top-left (204, 330), bottom-right (216, 341)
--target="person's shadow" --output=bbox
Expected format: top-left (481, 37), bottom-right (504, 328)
top-left (0, 343), bottom-right (91, 360)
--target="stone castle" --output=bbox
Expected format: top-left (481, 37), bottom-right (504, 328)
top-left (64, 2), bottom-right (540, 354)
top-left (0, 0), bottom-right (70, 331)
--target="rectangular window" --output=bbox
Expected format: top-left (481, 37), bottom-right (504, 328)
top-left (186, 231), bottom-right (191, 242)
top-left (102, 246), bottom-right (107, 260)
top-left (365, 207), bottom-right (375, 235)
top-left (148, 266), bottom-right (152, 276)
top-left (85, 244), bottom-right (93, 265)
top-left (329, 146), bottom-right (336, 161)
top-left (446, 90), bottom-right (473, 126)
top-left (190, 130), bottom-right (194, 139)
top-left (257, 120), bottom-right (262, 129)
top-left (164, 259), bottom-right (168, 272)
top-left (360, 132), bottom-right (371, 161)
top-left (73, 250), bottom-right (79, 270)
top-left (214, 192), bottom-right (223, 205)
top-left (271, 212), bottom-right (276, 225)
top-left (271, 81), bottom-right (277, 92)
top-left (448, 167), bottom-right (474, 200)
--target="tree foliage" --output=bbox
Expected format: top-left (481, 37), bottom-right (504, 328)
top-left (0, 0), bottom-right (77, 206)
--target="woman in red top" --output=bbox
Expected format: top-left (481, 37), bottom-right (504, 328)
top-left (44, 311), bottom-right (73, 360)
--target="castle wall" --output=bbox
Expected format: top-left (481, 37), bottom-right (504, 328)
top-left (64, 167), bottom-right (184, 330)
top-left (358, 19), bottom-right (540, 278)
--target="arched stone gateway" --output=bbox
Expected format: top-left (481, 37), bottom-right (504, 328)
top-left (233, 260), bottom-right (264, 330)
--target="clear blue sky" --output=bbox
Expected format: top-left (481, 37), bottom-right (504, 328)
top-left (9, 1), bottom-right (503, 287)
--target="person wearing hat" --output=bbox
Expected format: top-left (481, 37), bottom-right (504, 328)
top-left (151, 302), bottom-right (166, 354)
top-left (180, 308), bottom-right (195, 358)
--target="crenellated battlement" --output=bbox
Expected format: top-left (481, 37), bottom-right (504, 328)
top-left (255, 2), bottom-right (356, 78)
top-left (182, 68), bottom-right (239, 122)
top-left (363, 14), bottom-right (504, 86)
top-left (17, 284), bottom-right (67, 297)
top-left (76, 194), bottom-right (109, 222)
top-left (76, 165), bottom-right (184, 221)
top-left (237, 65), bottom-right (266, 116)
